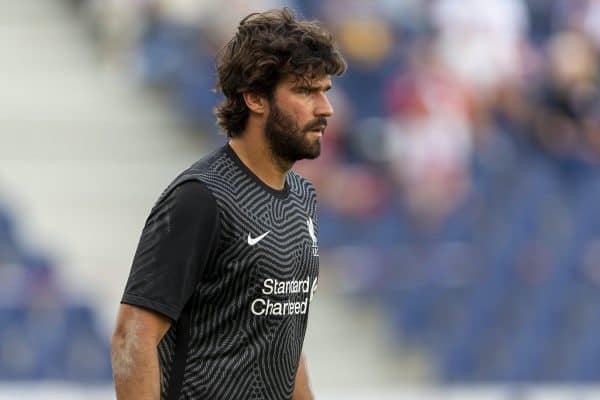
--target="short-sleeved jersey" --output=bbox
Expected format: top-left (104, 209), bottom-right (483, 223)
top-left (122, 144), bottom-right (320, 400)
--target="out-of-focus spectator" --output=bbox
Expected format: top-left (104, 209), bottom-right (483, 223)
top-left (384, 42), bottom-right (475, 227)
top-left (529, 30), bottom-right (600, 163)
top-left (431, 0), bottom-right (529, 99)
top-left (155, 0), bottom-right (290, 40)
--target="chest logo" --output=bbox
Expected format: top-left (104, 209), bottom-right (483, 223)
top-left (307, 218), bottom-right (317, 243)
top-left (307, 217), bottom-right (318, 256)
top-left (247, 231), bottom-right (270, 246)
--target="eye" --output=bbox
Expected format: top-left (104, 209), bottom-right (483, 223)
top-left (298, 87), bottom-right (312, 95)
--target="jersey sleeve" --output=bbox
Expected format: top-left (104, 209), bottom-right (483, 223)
top-left (121, 181), bottom-right (220, 321)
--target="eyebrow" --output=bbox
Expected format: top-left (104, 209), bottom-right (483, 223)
top-left (297, 83), bottom-right (332, 92)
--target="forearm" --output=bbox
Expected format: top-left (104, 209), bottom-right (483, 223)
top-left (292, 353), bottom-right (314, 400)
top-left (112, 328), bottom-right (161, 399)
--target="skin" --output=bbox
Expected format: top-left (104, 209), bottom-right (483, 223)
top-left (112, 304), bottom-right (171, 400)
top-left (292, 353), bottom-right (314, 400)
top-left (112, 74), bottom-right (333, 400)
top-left (229, 74), bottom-right (334, 190)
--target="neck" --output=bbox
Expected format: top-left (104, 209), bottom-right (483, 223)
top-left (228, 133), bottom-right (292, 191)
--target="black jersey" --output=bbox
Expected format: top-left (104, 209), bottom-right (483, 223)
top-left (122, 144), bottom-right (320, 400)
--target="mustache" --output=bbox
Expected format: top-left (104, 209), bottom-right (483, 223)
top-left (303, 118), bottom-right (328, 132)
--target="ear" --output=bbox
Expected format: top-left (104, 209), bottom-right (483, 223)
top-left (242, 92), bottom-right (267, 115)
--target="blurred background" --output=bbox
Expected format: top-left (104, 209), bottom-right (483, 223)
top-left (2, 0), bottom-right (600, 398)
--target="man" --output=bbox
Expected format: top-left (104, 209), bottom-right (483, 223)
top-left (111, 8), bottom-right (346, 400)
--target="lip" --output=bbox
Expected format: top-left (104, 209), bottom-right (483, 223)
top-left (307, 126), bottom-right (325, 134)
top-left (308, 128), bottom-right (323, 137)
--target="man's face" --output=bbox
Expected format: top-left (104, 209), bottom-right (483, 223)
top-left (265, 75), bottom-right (334, 163)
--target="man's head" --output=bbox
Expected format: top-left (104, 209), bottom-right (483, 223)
top-left (215, 8), bottom-right (346, 162)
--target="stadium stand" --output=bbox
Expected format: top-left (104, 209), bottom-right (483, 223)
top-left (108, 0), bottom-right (600, 383)
top-left (0, 204), bottom-right (111, 381)
top-left (4, 0), bottom-right (600, 390)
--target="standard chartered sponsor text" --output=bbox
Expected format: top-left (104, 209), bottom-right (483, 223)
top-left (251, 277), bottom-right (317, 316)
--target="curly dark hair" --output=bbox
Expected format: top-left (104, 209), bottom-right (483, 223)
top-left (214, 8), bottom-right (347, 137)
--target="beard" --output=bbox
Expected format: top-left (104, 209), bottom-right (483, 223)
top-left (264, 101), bottom-right (327, 164)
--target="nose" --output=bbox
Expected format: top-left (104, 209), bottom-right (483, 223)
top-left (315, 92), bottom-right (334, 118)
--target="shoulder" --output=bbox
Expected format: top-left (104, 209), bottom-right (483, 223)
top-left (288, 170), bottom-right (317, 201)
top-left (155, 146), bottom-right (229, 204)
top-left (170, 181), bottom-right (216, 211)
top-left (181, 145), bottom-right (232, 178)
top-left (187, 145), bottom-right (231, 175)
top-left (149, 180), bottom-right (219, 225)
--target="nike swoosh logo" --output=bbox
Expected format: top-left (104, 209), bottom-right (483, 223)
top-left (247, 231), bottom-right (270, 246)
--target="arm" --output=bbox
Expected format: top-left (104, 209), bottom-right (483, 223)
top-left (292, 353), bottom-right (314, 400)
top-left (111, 304), bottom-right (172, 400)
top-left (113, 182), bottom-right (218, 398)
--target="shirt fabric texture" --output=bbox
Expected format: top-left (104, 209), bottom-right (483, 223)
top-left (122, 144), bottom-right (320, 400)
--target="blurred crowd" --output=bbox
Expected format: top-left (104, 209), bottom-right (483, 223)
top-left (0, 203), bottom-right (111, 381)
top-left (60, 0), bottom-right (600, 382)
top-left (72, 0), bottom-right (600, 229)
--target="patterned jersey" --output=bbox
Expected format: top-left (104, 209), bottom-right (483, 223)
top-left (122, 144), bottom-right (320, 399)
